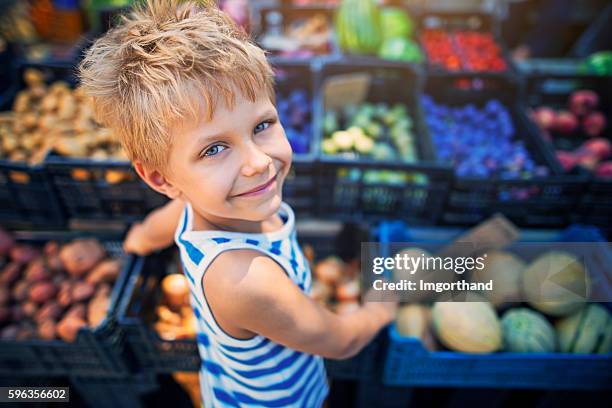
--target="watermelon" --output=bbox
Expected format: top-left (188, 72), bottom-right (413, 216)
top-left (501, 308), bottom-right (556, 353)
top-left (556, 304), bottom-right (611, 354)
top-left (522, 251), bottom-right (589, 317)
top-left (378, 38), bottom-right (423, 62)
top-left (380, 7), bottom-right (414, 40)
top-left (432, 293), bottom-right (502, 353)
top-left (335, 0), bottom-right (382, 55)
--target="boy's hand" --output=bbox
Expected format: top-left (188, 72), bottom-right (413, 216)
top-left (123, 222), bottom-right (154, 256)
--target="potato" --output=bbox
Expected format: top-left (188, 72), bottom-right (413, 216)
top-left (25, 258), bottom-right (50, 282)
top-left (43, 241), bottom-right (60, 257)
top-left (46, 254), bottom-right (63, 273)
top-left (0, 262), bottom-right (21, 286)
top-left (40, 94), bottom-right (57, 112)
top-left (11, 280), bottom-right (29, 302)
top-left (53, 137), bottom-right (87, 157)
top-left (56, 316), bottom-right (86, 342)
top-left (29, 281), bottom-right (57, 304)
top-left (13, 91), bottom-right (30, 113)
top-left (162, 274), bottom-right (190, 310)
top-left (0, 287), bottom-right (10, 305)
top-left (29, 85), bottom-right (46, 99)
top-left (57, 95), bottom-right (76, 120)
top-left (11, 305), bottom-right (25, 321)
top-left (38, 320), bottom-right (56, 341)
top-left (71, 282), bottom-right (95, 303)
top-left (36, 301), bottom-right (63, 323)
top-left (23, 69), bottom-right (44, 86)
top-left (0, 227), bottom-right (14, 256)
top-left (10, 245), bottom-right (40, 265)
top-left (65, 303), bottom-right (86, 321)
top-left (157, 305), bottom-right (182, 326)
top-left (87, 293), bottom-right (109, 327)
top-left (0, 325), bottom-right (19, 340)
top-left (86, 259), bottom-right (120, 285)
top-left (57, 281), bottom-right (73, 307)
top-left (22, 301), bottom-right (38, 318)
top-left (0, 306), bottom-right (10, 324)
top-left (59, 239), bottom-right (105, 277)
top-left (16, 325), bottom-right (36, 340)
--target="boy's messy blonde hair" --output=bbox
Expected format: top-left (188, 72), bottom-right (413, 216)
top-left (79, 0), bottom-right (275, 170)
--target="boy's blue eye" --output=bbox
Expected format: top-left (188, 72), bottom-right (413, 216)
top-left (254, 120), bottom-right (272, 134)
top-left (203, 144), bottom-right (226, 157)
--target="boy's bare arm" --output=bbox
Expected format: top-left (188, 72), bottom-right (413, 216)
top-left (123, 198), bottom-right (184, 255)
top-left (205, 250), bottom-right (397, 360)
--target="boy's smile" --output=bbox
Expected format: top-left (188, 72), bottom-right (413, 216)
top-left (163, 86), bottom-right (293, 233)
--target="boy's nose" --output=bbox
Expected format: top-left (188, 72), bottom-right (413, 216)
top-left (240, 143), bottom-right (273, 177)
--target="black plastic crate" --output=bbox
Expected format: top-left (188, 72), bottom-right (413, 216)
top-left (71, 372), bottom-right (158, 408)
top-left (0, 230), bottom-right (134, 377)
top-left (257, 6), bottom-right (337, 58)
top-left (0, 160), bottom-right (66, 229)
top-left (417, 11), bottom-right (517, 77)
top-left (521, 64), bottom-right (612, 232)
top-left (118, 221), bottom-right (382, 380)
top-left (315, 57), bottom-right (453, 224)
top-left (45, 156), bottom-right (168, 223)
top-left (423, 73), bottom-right (584, 228)
top-left (270, 57), bottom-right (318, 217)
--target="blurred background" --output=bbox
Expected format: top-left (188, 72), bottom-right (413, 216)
top-left (0, 0), bottom-right (610, 407)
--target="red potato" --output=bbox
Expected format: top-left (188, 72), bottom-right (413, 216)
top-left (12, 280), bottom-right (30, 302)
top-left (38, 320), bottom-right (57, 341)
top-left (0, 262), bottom-right (21, 286)
top-left (46, 254), bottom-right (63, 273)
top-left (0, 287), bottom-right (10, 305)
top-left (11, 305), bottom-right (25, 321)
top-left (583, 112), bottom-right (607, 138)
top-left (64, 303), bottom-right (86, 321)
top-left (43, 241), bottom-right (60, 257)
top-left (0, 228), bottom-right (14, 257)
top-left (86, 259), bottom-right (121, 285)
top-left (56, 316), bottom-right (86, 342)
top-left (9, 245), bottom-right (40, 265)
top-left (71, 282), bottom-right (95, 303)
top-left (25, 258), bottom-right (50, 282)
top-left (22, 301), bottom-right (38, 318)
top-left (59, 239), bottom-right (106, 277)
top-left (57, 281), bottom-right (74, 307)
top-left (36, 301), bottom-right (63, 323)
top-left (87, 293), bottom-right (110, 327)
top-left (29, 281), bottom-right (57, 304)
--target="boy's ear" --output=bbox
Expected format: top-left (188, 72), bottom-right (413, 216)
top-left (133, 161), bottom-right (181, 200)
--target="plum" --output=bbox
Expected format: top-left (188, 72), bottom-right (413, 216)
top-left (583, 112), bottom-right (607, 137)
top-left (595, 161), bottom-right (612, 178)
top-left (533, 107), bottom-right (556, 130)
top-left (554, 111), bottom-right (578, 134)
top-left (582, 138), bottom-right (611, 160)
top-left (556, 151), bottom-right (578, 172)
top-left (569, 90), bottom-right (599, 116)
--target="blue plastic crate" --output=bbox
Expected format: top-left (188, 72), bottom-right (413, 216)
top-left (379, 221), bottom-right (612, 390)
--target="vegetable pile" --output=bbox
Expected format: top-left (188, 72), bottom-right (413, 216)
top-left (0, 228), bottom-right (121, 342)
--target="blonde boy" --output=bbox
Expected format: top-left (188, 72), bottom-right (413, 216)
top-left (79, 1), bottom-right (396, 406)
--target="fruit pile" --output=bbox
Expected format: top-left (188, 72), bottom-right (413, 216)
top-left (421, 30), bottom-right (507, 72)
top-left (0, 228), bottom-right (121, 342)
top-left (0, 69), bottom-right (126, 164)
top-left (393, 247), bottom-right (611, 354)
top-left (304, 245), bottom-right (362, 315)
top-left (422, 96), bottom-right (549, 179)
top-left (530, 90), bottom-right (610, 178)
top-left (322, 103), bottom-right (418, 163)
top-left (154, 272), bottom-right (197, 341)
top-left (276, 89), bottom-right (312, 155)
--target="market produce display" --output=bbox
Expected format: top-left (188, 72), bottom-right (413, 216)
top-left (322, 103), bottom-right (418, 162)
top-left (0, 69), bottom-right (126, 164)
top-left (260, 11), bottom-right (333, 57)
top-left (501, 308), bottom-right (556, 353)
top-left (422, 95), bottom-right (550, 178)
top-left (530, 89), bottom-right (610, 178)
top-left (471, 250), bottom-right (525, 307)
top-left (421, 30), bottom-right (507, 72)
top-left (276, 89), bottom-right (312, 154)
top-left (0, 228), bottom-right (121, 342)
top-left (335, 0), bottom-right (382, 55)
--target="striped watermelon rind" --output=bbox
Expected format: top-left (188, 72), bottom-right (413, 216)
top-left (501, 308), bottom-right (556, 353)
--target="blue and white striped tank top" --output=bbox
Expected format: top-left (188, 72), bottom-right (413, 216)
top-left (174, 201), bottom-right (329, 408)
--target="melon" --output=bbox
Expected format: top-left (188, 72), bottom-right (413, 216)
top-left (393, 247), bottom-right (454, 302)
top-left (501, 308), bottom-right (556, 352)
top-left (471, 250), bottom-right (526, 307)
top-left (335, 0), bottom-right (382, 55)
top-left (431, 294), bottom-right (502, 353)
top-left (395, 303), bottom-right (436, 350)
top-left (556, 304), bottom-right (611, 354)
top-left (522, 251), bottom-right (589, 317)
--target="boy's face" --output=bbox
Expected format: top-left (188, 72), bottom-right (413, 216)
top-left (165, 88), bottom-right (292, 223)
